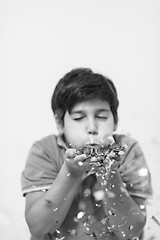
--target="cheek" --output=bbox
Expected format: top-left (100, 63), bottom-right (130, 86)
top-left (64, 125), bottom-right (86, 147)
top-left (63, 122), bottom-right (80, 140)
top-left (65, 121), bottom-right (79, 133)
top-left (100, 121), bottom-right (115, 133)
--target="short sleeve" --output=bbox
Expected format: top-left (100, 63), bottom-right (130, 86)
top-left (115, 134), bottom-right (153, 199)
top-left (21, 136), bottom-right (62, 196)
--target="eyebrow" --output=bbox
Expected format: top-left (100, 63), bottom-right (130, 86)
top-left (70, 109), bottom-right (111, 114)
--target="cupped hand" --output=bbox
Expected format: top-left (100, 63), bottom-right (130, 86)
top-left (65, 148), bottom-right (91, 177)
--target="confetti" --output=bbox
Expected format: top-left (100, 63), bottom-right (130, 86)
top-left (77, 211), bottom-right (85, 219)
top-left (139, 204), bottom-right (146, 210)
top-left (151, 215), bottom-right (160, 226)
top-left (138, 168), bottom-right (148, 177)
top-left (76, 137), bottom-right (126, 173)
top-left (106, 190), bottom-right (116, 198)
top-left (93, 190), bottom-right (105, 201)
top-left (129, 225), bottom-right (133, 230)
top-left (69, 137), bottom-right (128, 238)
top-left (78, 161), bottom-right (83, 166)
top-left (68, 229), bottom-right (77, 235)
top-left (83, 188), bottom-right (91, 197)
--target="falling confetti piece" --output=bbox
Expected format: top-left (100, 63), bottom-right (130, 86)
top-left (95, 203), bottom-right (102, 208)
top-left (118, 151), bottom-right (125, 156)
top-left (78, 161), bottom-right (83, 166)
top-left (138, 168), bottom-right (148, 177)
top-left (77, 211), bottom-right (85, 219)
top-left (129, 225), bottom-right (133, 230)
top-left (106, 190), bottom-right (116, 198)
top-left (93, 190), bottom-right (105, 201)
top-left (151, 215), bottom-right (160, 226)
top-left (120, 186), bottom-right (130, 196)
top-left (139, 204), bottom-right (146, 210)
top-left (83, 188), bottom-right (91, 197)
top-left (68, 229), bottom-right (77, 235)
top-left (73, 217), bottom-right (79, 223)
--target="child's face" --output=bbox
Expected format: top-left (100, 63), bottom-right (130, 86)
top-left (58, 99), bottom-right (116, 149)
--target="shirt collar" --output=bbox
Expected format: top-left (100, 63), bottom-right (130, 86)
top-left (57, 134), bottom-right (69, 150)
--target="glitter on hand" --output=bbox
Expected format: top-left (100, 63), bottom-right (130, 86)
top-left (76, 136), bottom-right (126, 177)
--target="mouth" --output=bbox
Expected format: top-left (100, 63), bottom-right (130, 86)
top-left (84, 142), bottom-right (100, 147)
top-left (84, 136), bottom-right (114, 148)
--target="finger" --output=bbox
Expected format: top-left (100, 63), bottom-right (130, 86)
top-left (65, 148), bottom-right (77, 158)
top-left (74, 154), bottom-right (87, 163)
top-left (101, 136), bottom-right (115, 146)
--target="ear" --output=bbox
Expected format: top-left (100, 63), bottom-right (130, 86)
top-left (54, 109), bottom-right (64, 135)
top-left (54, 114), bottom-right (64, 135)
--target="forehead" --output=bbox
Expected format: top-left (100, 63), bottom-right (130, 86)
top-left (71, 99), bottom-right (111, 112)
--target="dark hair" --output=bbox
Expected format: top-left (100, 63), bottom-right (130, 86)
top-left (51, 68), bottom-right (119, 124)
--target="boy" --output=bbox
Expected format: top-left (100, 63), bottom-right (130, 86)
top-left (21, 68), bottom-right (152, 240)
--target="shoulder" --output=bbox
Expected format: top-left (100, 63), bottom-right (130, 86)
top-left (21, 135), bottom-right (64, 196)
top-left (30, 134), bottom-right (66, 169)
top-left (113, 133), bottom-right (142, 156)
top-left (24, 134), bottom-right (64, 172)
top-left (114, 133), bottom-right (153, 198)
top-left (31, 134), bottom-right (60, 158)
top-left (33, 134), bottom-right (58, 149)
top-left (113, 133), bottom-right (144, 162)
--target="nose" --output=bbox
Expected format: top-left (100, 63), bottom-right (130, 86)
top-left (87, 119), bottom-right (98, 135)
top-left (88, 129), bottom-right (98, 135)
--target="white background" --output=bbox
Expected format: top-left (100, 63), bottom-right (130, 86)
top-left (0, 0), bottom-right (160, 239)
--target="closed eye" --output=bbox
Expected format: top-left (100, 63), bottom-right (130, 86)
top-left (72, 116), bottom-right (108, 121)
top-left (96, 116), bottom-right (108, 120)
top-left (72, 115), bottom-right (86, 121)
top-left (73, 117), bottom-right (84, 121)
